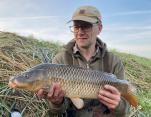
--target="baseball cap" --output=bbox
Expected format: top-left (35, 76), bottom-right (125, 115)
top-left (69, 6), bottom-right (101, 24)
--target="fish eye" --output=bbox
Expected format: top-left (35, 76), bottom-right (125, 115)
top-left (23, 74), bottom-right (29, 79)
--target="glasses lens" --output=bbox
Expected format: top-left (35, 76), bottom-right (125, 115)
top-left (70, 24), bottom-right (92, 33)
top-left (70, 26), bottom-right (74, 32)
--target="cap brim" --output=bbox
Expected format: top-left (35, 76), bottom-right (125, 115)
top-left (68, 16), bottom-right (98, 24)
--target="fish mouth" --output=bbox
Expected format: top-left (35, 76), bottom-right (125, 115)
top-left (8, 81), bottom-right (17, 88)
top-left (8, 79), bottom-right (29, 89)
top-left (8, 79), bottom-right (41, 92)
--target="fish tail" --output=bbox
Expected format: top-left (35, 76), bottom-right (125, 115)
top-left (122, 91), bottom-right (138, 108)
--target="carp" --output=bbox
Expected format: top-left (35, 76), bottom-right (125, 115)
top-left (9, 63), bottom-right (138, 109)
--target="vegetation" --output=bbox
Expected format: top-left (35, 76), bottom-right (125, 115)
top-left (0, 31), bottom-right (61, 116)
top-left (113, 51), bottom-right (151, 116)
top-left (0, 31), bottom-right (151, 116)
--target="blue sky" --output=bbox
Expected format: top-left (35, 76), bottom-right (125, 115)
top-left (0, 0), bottom-right (151, 58)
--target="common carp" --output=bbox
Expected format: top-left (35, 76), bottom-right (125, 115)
top-left (8, 63), bottom-right (138, 109)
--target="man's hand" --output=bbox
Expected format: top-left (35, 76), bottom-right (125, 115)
top-left (98, 85), bottom-right (121, 109)
top-left (36, 82), bottom-right (65, 105)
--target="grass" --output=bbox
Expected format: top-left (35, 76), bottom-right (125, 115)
top-left (137, 90), bottom-right (151, 113)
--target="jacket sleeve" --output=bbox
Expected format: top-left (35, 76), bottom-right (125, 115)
top-left (53, 53), bottom-right (63, 64)
top-left (112, 56), bottom-right (131, 116)
top-left (113, 97), bottom-right (130, 116)
top-left (47, 98), bottom-right (71, 115)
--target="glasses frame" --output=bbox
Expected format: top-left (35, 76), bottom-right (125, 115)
top-left (69, 22), bottom-right (99, 33)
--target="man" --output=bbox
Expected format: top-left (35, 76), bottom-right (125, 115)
top-left (37, 6), bottom-right (130, 117)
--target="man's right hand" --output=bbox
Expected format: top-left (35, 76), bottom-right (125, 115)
top-left (36, 82), bottom-right (65, 105)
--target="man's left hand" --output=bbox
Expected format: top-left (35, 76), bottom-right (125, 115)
top-left (98, 85), bottom-right (121, 109)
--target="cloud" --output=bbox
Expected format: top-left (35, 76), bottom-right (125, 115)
top-left (104, 25), bottom-right (151, 31)
top-left (102, 23), bottom-right (151, 43)
top-left (0, 16), bottom-right (72, 44)
top-left (109, 44), bottom-right (151, 58)
top-left (0, 16), bottom-right (64, 20)
top-left (15, 27), bottom-right (73, 44)
top-left (108, 10), bottom-right (151, 17)
top-left (0, 0), bottom-right (33, 17)
top-left (100, 23), bottom-right (151, 58)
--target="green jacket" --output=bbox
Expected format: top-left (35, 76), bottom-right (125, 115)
top-left (49, 38), bottom-right (130, 117)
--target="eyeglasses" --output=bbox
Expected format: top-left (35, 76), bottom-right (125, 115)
top-left (69, 22), bottom-right (98, 33)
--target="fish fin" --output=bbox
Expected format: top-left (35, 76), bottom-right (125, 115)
top-left (70, 98), bottom-right (84, 109)
top-left (122, 91), bottom-right (138, 108)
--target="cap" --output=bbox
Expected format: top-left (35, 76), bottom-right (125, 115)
top-left (70, 6), bottom-right (101, 24)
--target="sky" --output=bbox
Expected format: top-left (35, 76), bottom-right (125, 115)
top-left (0, 0), bottom-right (151, 59)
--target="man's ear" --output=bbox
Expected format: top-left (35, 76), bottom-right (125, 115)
top-left (99, 24), bottom-right (102, 33)
top-left (97, 24), bottom-right (102, 34)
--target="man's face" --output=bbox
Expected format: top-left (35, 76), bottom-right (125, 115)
top-left (72, 20), bottom-right (101, 49)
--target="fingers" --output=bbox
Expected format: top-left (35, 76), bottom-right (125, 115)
top-left (36, 82), bottom-right (65, 105)
top-left (36, 88), bottom-right (48, 99)
top-left (99, 85), bottom-right (120, 100)
top-left (48, 82), bottom-right (65, 104)
top-left (98, 93), bottom-right (120, 109)
top-left (98, 92), bottom-right (118, 105)
top-left (47, 82), bottom-right (65, 99)
top-left (99, 98), bottom-right (118, 109)
top-left (53, 82), bottom-right (63, 97)
top-left (104, 85), bottom-right (120, 95)
top-left (98, 85), bottom-right (121, 109)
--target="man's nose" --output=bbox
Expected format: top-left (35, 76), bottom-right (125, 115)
top-left (78, 27), bottom-right (85, 34)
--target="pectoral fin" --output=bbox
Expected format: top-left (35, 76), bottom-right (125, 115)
top-left (70, 98), bottom-right (84, 109)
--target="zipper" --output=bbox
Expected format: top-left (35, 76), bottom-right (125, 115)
top-left (86, 63), bottom-right (89, 69)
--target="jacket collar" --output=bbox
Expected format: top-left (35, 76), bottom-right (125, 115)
top-left (64, 37), bottom-right (107, 58)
